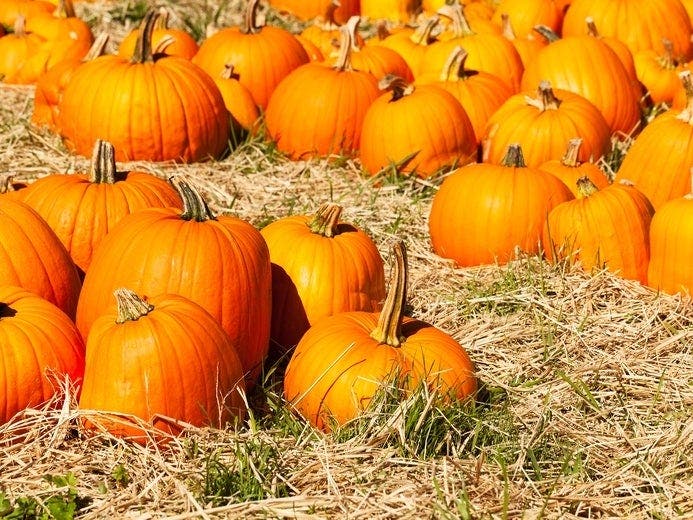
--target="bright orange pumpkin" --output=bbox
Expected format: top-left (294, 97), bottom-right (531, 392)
top-left (537, 137), bottom-right (610, 197)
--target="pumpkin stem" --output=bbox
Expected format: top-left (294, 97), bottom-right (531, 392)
top-left (0, 303), bottom-right (16, 319)
top-left (131, 9), bottom-right (160, 64)
top-left (172, 177), bottom-right (216, 222)
top-left (308, 203), bottom-right (342, 237)
top-left (500, 144), bottom-right (526, 168)
top-left (114, 288), bottom-right (154, 323)
top-left (370, 241), bottom-right (407, 347)
top-left (525, 80), bottom-right (561, 111)
top-left (333, 16), bottom-right (359, 71)
top-left (585, 16), bottom-right (599, 37)
top-left (440, 46), bottom-right (473, 82)
top-left (676, 70), bottom-right (693, 124)
top-left (89, 140), bottom-right (117, 184)
top-left (659, 38), bottom-right (677, 69)
top-left (13, 15), bottom-right (26, 36)
top-left (533, 24), bottom-right (560, 43)
top-left (84, 33), bottom-right (110, 61)
top-left (0, 174), bottom-right (26, 194)
top-left (561, 138), bottom-right (583, 167)
top-left (156, 5), bottom-right (171, 29)
top-left (322, 0), bottom-right (341, 27)
top-left (438, 4), bottom-right (473, 37)
top-left (221, 63), bottom-right (240, 80)
top-left (500, 13), bottom-right (516, 40)
top-left (576, 176), bottom-right (599, 198)
top-left (54, 0), bottom-right (76, 18)
top-left (379, 74), bottom-right (415, 102)
top-left (241, 0), bottom-right (262, 35)
top-left (409, 16), bottom-right (439, 46)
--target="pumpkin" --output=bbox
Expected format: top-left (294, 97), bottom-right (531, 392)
top-left (0, 197), bottom-right (81, 318)
top-left (429, 143), bottom-right (574, 266)
top-left (212, 64), bottom-right (261, 146)
top-left (0, 16), bottom-right (45, 83)
top-left (482, 81), bottom-right (612, 167)
top-left (299, 1), bottom-right (365, 60)
top-left (542, 178), bottom-right (654, 283)
top-left (490, 0), bottom-right (563, 39)
top-left (521, 28), bottom-right (643, 136)
top-left (75, 178), bottom-right (272, 385)
top-left (24, 0), bottom-right (91, 43)
top-left (360, 0), bottom-right (422, 24)
top-left (283, 241), bottom-right (477, 431)
top-left (647, 173), bottom-right (693, 294)
top-left (31, 32), bottom-right (109, 130)
top-left (633, 39), bottom-right (690, 106)
top-left (360, 75), bottom-right (477, 178)
top-left (583, 17), bottom-right (640, 92)
top-left (0, 286), bottom-right (85, 426)
top-left (268, 0), bottom-right (360, 24)
top-left (562, 0), bottom-right (693, 62)
top-left (192, 0), bottom-right (309, 110)
top-left (416, 46), bottom-right (513, 143)
top-left (537, 137), bottom-right (610, 197)
top-left (295, 35), bottom-right (324, 62)
top-left (0, 0), bottom-right (53, 31)
top-left (117, 6), bottom-right (198, 61)
top-left (78, 289), bottom-right (246, 441)
top-left (264, 17), bottom-right (380, 159)
top-left (260, 202), bottom-right (386, 353)
top-left (499, 13), bottom-right (548, 69)
top-left (615, 71), bottom-right (693, 210)
top-left (17, 140), bottom-right (183, 276)
top-left (57, 9), bottom-right (229, 163)
top-left (376, 16), bottom-right (440, 78)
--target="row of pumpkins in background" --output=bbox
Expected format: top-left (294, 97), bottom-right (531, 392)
top-left (1, 0), bottom-right (693, 438)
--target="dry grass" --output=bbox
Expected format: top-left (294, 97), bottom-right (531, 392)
top-left (1, 2), bottom-right (693, 518)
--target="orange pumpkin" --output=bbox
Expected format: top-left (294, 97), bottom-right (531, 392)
top-left (260, 202), bottom-right (386, 353)
top-left (634, 39), bottom-right (690, 106)
top-left (429, 144), bottom-right (574, 266)
top-left (212, 64), bottom-right (261, 145)
top-left (482, 81), bottom-right (611, 167)
top-left (299, 2), bottom-right (365, 60)
top-left (17, 140), bottom-right (183, 275)
top-left (542, 178), bottom-right (654, 283)
top-left (284, 241), bottom-right (477, 431)
top-left (0, 16), bottom-right (45, 83)
top-left (0, 286), bottom-right (85, 425)
top-left (0, 0), bottom-right (53, 31)
top-left (192, 0), bottom-right (309, 110)
top-left (499, 13), bottom-right (548, 69)
top-left (57, 10), bottom-right (229, 162)
top-left (268, 0), bottom-right (360, 24)
top-left (75, 178), bottom-right (271, 385)
top-left (491, 0), bottom-right (563, 39)
top-left (376, 16), bottom-right (440, 78)
top-left (79, 289), bottom-right (246, 442)
top-left (360, 0), bottom-right (422, 24)
top-left (537, 137), bottom-right (610, 197)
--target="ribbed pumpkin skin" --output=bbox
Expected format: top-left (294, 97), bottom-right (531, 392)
top-left (0, 286), bottom-right (85, 425)
top-left (0, 198), bottom-right (81, 319)
top-left (79, 292), bottom-right (246, 440)
top-left (284, 312), bottom-right (477, 431)
top-left (360, 0), bottom-right (420, 23)
top-left (192, 27), bottom-right (309, 110)
top-left (17, 167), bottom-right (183, 274)
top-left (490, 0), bottom-right (563, 38)
top-left (428, 152), bottom-right (574, 266)
top-left (615, 107), bottom-right (693, 210)
top-left (0, 26), bottom-right (45, 84)
top-left (260, 209), bottom-right (386, 351)
top-left (350, 45), bottom-right (414, 83)
top-left (57, 54), bottom-right (229, 163)
top-left (562, 0), bottom-right (693, 61)
top-left (75, 206), bottom-right (272, 384)
top-left (537, 140), bottom-right (610, 197)
top-left (647, 196), bottom-right (693, 294)
top-left (265, 63), bottom-right (379, 159)
top-left (542, 182), bottom-right (654, 283)
top-left (521, 35), bottom-right (642, 135)
top-left (482, 86), bottom-right (611, 167)
top-left (359, 83), bottom-right (477, 178)
top-left (268, 0), bottom-right (360, 24)
top-left (118, 28), bottom-right (198, 60)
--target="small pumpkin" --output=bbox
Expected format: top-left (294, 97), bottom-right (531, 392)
top-left (491, 0), bottom-right (563, 39)
top-left (212, 64), bottom-right (261, 146)
top-left (283, 241), bottom-right (477, 431)
top-left (537, 137), bottom-right (610, 197)
top-left (79, 288), bottom-right (246, 442)
top-left (260, 202), bottom-right (386, 353)
top-left (268, 0), bottom-right (360, 24)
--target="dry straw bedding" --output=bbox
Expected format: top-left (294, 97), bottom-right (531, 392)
top-left (0, 2), bottom-right (692, 518)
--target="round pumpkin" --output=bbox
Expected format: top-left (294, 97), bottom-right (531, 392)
top-left (283, 241), bottom-right (477, 431)
top-left (75, 177), bottom-right (271, 385)
top-left (79, 289), bottom-right (246, 441)
top-left (0, 286), bottom-right (85, 425)
top-left (537, 137), bottom-right (610, 197)
top-left (268, 0), bottom-right (360, 24)
top-left (490, 0), bottom-right (563, 39)
top-left (260, 202), bottom-right (386, 353)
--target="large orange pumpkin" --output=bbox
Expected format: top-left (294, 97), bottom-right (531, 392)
top-left (429, 143), bottom-right (574, 266)
top-left (57, 9), bottom-right (229, 162)
top-left (0, 286), bottom-right (85, 425)
top-left (260, 202), bottom-right (386, 353)
top-left (75, 178), bottom-right (271, 385)
top-left (79, 289), bottom-right (246, 441)
top-left (283, 241), bottom-right (477, 431)
top-left (17, 140), bottom-right (183, 275)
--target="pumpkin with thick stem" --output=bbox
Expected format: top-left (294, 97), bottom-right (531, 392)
top-left (0, 16), bottom-right (45, 83)
top-left (0, 0), bottom-right (53, 30)
top-left (79, 288), bottom-right (246, 442)
top-left (482, 81), bottom-right (611, 167)
top-left (299, 1), bottom-right (364, 60)
top-left (193, 0), bottom-right (309, 110)
top-left (499, 13), bottom-right (548, 69)
top-left (261, 202), bottom-right (386, 354)
top-left (17, 140), bottom-right (183, 276)
top-left (537, 138), bottom-right (610, 197)
top-left (76, 177), bottom-right (271, 386)
top-left (634, 39), bottom-right (691, 106)
top-left (283, 241), bottom-right (477, 431)
top-left (616, 71), bottom-right (693, 210)
top-left (647, 172), bottom-right (693, 294)
top-left (359, 74), bottom-right (477, 178)
top-left (0, 286), bottom-right (85, 426)
top-left (265, 17), bottom-right (380, 159)
top-left (57, 9), bottom-right (229, 162)
top-left (118, 6), bottom-right (198, 60)
top-left (542, 178), bottom-right (654, 284)
top-left (268, 0), bottom-right (360, 24)
top-left (429, 144), bottom-right (574, 266)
